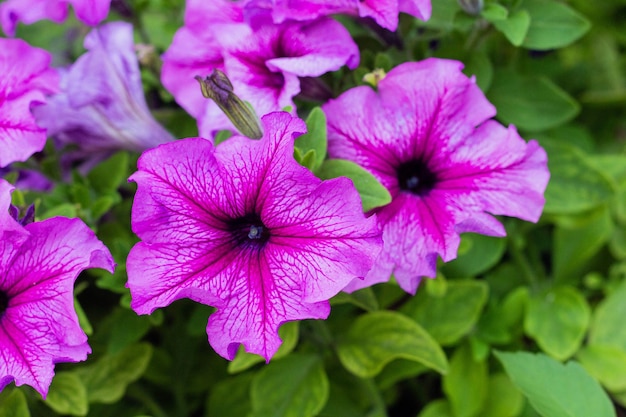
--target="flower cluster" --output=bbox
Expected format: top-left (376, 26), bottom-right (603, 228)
top-left (0, 0), bottom-right (552, 401)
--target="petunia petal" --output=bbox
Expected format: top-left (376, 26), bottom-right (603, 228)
top-left (0, 217), bottom-right (114, 397)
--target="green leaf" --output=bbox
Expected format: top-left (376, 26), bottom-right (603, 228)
top-left (418, 399), bottom-right (454, 417)
top-left (482, 373), bottom-right (525, 417)
top-left (495, 351), bottom-right (616, 417)
top-left (443, 343), bottom-right (488, 417)
top-left (74, 298), bottom-right (92, 336)
top-left (251, 354), bottom-right (329, 417)
top-left (553, 207), bottom-right (613, 281)
top-left (337, 311), bottom-right (448, 378)
top-left (493, 10), bottom-right (531, 46)
top-left (487, 70), bottom-right (580, 131)
top-left (0, 389), bottom-right (30, 417)
top-left (401, 281), bottom-right (489, 346)
top-left (39, 203), bottom-right (78, 220)
top-left (317, 159), bottom-right (391, 212)
top-left (442, 233), bottom-right (506, 277)
top-left (228, 321), bottom-right (299, 373)
top-left (214, 130), bottom-right (233, 145)
top-left (481, 3), bottom-right (508, 21)
top-left (330, 287), bottom-right (379, 312)
top-left (44, 372), bottom-right (88, 416)
top-left (521, 0), bottom-right (591, 50)
top-left (294, 147), bottom-right (318, 171)
top-left (524, 286), bottom-right (590, 360)
top-left (294, 107), bottom-right (327, 172)
top-left (589, 279), bottom-right (626, 350)
top-left (87, 152), bottom-right (129, 194)
top-left (577, 345), bottom-right (626, 392)
top-left (76, 343), bottom-right (153, 404)
top-left (104, 309), bottom-right (154, 355)
top-left (206, 373), bottom-right (253, 417)
top-left (375, 360), bottom-right (428, 390)
top-left (542, 142), bottom-right (615, 214)
top-left (463, 50), bottom-right (494, 92)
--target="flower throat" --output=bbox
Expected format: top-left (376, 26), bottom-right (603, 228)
top-left (0, 290), bottom-right (8, 317)
top-left (397, 159), bottom-right (438, 196)
top-left (227, 213), bottom-right (271, 248)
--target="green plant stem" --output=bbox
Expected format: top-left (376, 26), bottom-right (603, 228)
top-left (509, 238), bottom-right (539, 288)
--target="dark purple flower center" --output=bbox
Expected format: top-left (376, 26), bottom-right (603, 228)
top-left (397, 159), bottom-right (438, 196)
top-left (0, 290), bottom-right (8, 317)
top-left (227, 213), bottom-right (271, 249)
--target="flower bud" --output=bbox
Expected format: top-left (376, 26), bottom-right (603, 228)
top-left (195, 70), bottom-right (264, 139)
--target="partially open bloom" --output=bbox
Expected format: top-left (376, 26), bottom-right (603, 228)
top-left (33, 22), bottom-right (174, 172)
top-left (324, 59), bottom-right (549, 294)
top-left (0, 0), bottom-right (111, 36)
top-left (127, 112), bottom-right (381, 360)
top-left (0, 180), bottom-right (115, 397)
top-left (0, 38), bottom-right (58, 168)
top-left (162, 2), bottom-right (358, 137)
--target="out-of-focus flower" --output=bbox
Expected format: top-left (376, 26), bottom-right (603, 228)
top-left (244, 0), bottom-right (431, 30)
top-left (324, 59), bottom-right (549, 294)
top-left (0, 38), bottom-right (58, 168)
top-left (0, 179), bottom-right (115, 398)
top-left (32, 22), bottom-right (174, 172)
top-left (126, 112), bottom-right (381, 361)
top-left (161, 2), bottom-right (358, 138)
top-left (0, 0), bottom-right (111, 36)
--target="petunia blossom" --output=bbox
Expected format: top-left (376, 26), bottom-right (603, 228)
top-left (0, 0), bottom-right (111, 36)
top-left (161, 2), bottom-right (359, 138)
top-left (0, 179), bottom-right (115, 397)
top-left (243, 0), bottom-right (432, 31)
top-left (126, 112), bottom-right (381, 360)
top-left (324, 59), bottom-right (549, 294)
top-left (32, 21), bottom-right (174, 172)
top-left (0, 38), bottom-right (58, 168)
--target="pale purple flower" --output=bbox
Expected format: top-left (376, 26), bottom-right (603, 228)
top-left (127, 112), bottom-right (381, 360)
top-left (243, 0), bottom-right (431, 30)
top-left (0, 0), bottom-right (111, 36)
top-left (161, 3), bottom-right (359, 138)
top-left (324, 59), bottom-right (549, 294)
top-left (0, 38), bottom-right (58, 168)
top-left (0, 180), bottom-right (115, 397)
top-left (33, 22), bottom-right (174, 171)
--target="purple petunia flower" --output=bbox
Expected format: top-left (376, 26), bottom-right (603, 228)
top-left (0, 38), bottom-right (58, 168)
top-left (32, 21), bottom-right (174, 172)
top-left (324, 59), bottom-right (549, 294)
top-left (243, 0), bottom-right (431, 31)
top-left (0, 179), bottom-right (115, 397)
top-left (126, 112), bottom-right (382, 360)
top-left (0, 0), bottom-right (111, 36)
top-left (161, 2), bottom-right (359, 138)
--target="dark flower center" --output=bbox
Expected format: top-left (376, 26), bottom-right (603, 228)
top-left (227, 213), bottom-right (271, 249)
top-left (0, 290), bottom-right (8, 317)
top-left (397, 159), bottom-right (438, 196)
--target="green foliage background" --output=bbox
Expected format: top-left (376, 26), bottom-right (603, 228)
top-left (2, 0), bottom-right (626, 416)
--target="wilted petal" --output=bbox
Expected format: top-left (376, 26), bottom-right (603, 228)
top-left (33, 22), bottom-right (174, 168)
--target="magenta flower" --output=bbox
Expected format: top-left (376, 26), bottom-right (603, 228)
top-left (244, 0), bottom-right (431, 30)
top-left (33, 22), bottom-right (174, 171)
top-left (0, 0), bottom-right (111, 36)
top-left (0, 180), bottom-right (115, 397)
top-left (0, 38), bottom-right (58, 168)
top-left (127, 112), bottom-right (381, 360)
top-left (162, 4), bottom-right (359, 137)
top-left (324, 59), bottom-right (549, 294)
